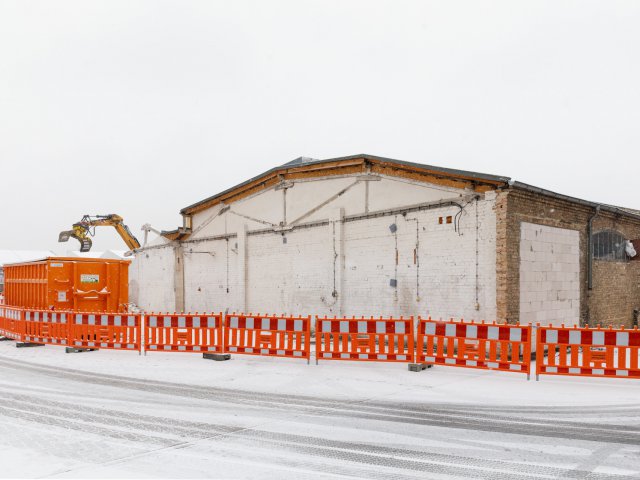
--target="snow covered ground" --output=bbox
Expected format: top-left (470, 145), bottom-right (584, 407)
top-left (0, 341), bottom-right (638, 479)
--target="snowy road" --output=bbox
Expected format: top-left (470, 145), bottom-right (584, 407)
top-left (0, 342), bottom-right (639, 479)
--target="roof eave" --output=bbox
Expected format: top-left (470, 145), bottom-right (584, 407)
top-left (510, 181), bottom-right (640, 222)
top-left (180, 154), bottom-right (511, 216)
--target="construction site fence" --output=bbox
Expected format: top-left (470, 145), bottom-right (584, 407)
top-left (417, 318), bottom-right (532, 378)
top-left (0, 306), bottom-right (639, 381)
top-left (315, 316), bottom-right (415, 363)
top-left (225, 313), bottom-right (311, 361)
top-left (145, 313), bottom-right (223, 353)
top-left (536, 324), bottom-right (640, 380)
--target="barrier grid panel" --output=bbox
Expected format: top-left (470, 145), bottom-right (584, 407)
top-left (145, 313), bottom-right (223, 353)
top-left (316, 316), bottom-right (415, 363)
top-left (24, 310), bottom-right (69, 345)
top-left (536, 324), bottom-right (640, 380)
top-left (417, 318), bottom-right (531, 377)
top-left (0, 306), bottom-right (23, 340)
top-left (224, 314), bottom-right (311, 361)
top-left (69, 313), bottom-right (141, 351)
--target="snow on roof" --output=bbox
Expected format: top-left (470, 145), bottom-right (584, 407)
top-left (101, 250), bottom-right (133, 259)
top-left (0, 250), bottom-right (56, 266)
top-left (66, 250), bottom-right (133, 260)
top-left (65, 250), bottom-right (105, 259)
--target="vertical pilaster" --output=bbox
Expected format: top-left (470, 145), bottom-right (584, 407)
top-left (174, 243), bottom-right (185, 313)
top-left (238, 224), bottom-right (248, 312)
top-left (332, 208), bottom-right (345, 316)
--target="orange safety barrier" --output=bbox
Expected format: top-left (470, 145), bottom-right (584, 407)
top-left (536, 324), bottom-right (640, 380)
top-left (24, 310), bottom-right (69, 346)
top-left (0, 306), bottom-right (23, 340)
top-left (69, 312), bottom-right (141, 352)
top-left (315, 316), bottom-right (415, 363)
top-left (417, 318), bottom-right (532, 378)
top-left (224, 313), bottom-right (311, 361)
top-left (145, 313), bottom-right (223, 353)
top-left (0, 306), bottom-right (7, 337)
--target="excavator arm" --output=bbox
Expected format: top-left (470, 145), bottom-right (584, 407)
top-left (59, 214), bottom-right (141, 253)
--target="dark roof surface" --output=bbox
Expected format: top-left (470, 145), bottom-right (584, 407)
top-left (179, 153), bottom-right (640, 222)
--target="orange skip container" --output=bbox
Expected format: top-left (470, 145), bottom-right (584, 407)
top-left (3, 257), bottom-right (130, 312)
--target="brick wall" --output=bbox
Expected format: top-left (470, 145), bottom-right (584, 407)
top-left (132, 175), bottom-right (640, 326)
top-left (132, 174), bottom-right (498, 319)
top-left (589, 215), bottom-right (640, 327)
top-left (496, 188), bottom-right (640, 327)
top-left (341, 201), bottom-right (496, 320)
top-left (131, 245), bottom-right (176, 312)
top-left (183, 237), bottom-right (240, 313)
top-left (246, 226), bottom-right (334, 316)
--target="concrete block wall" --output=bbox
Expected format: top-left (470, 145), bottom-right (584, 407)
top-left (519, 222), bottom-right (580, 325)
top-left (342, 199), bottom-right (496, 320)
top-left (183, 237), bottom-right (239, 313)
top-left (131, 174), bottom-right (498, 320)
top-left (130, 244), bottom-right (176, 312)
top-left (246, 226), bottom-right (335, 315)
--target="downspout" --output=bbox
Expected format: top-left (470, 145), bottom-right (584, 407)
top-left (587, 205), bottom-right (601, 291)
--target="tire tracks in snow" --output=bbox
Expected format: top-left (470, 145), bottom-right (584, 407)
top-left (0, 356), bottom-right (638, 447)
top-left (0, 357), bottom-right (639, 479)
top-left (0, 389), bottom-right (635, 480)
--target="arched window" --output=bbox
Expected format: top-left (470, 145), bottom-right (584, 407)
top-left (592, 230), bottom-right (628, 261)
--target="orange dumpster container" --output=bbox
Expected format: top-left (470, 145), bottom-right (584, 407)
top-left (3, 257), bottom-right (130, 313)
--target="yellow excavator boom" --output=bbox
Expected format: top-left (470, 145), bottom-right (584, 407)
top-left (58, 214), bottom-right (141, 253)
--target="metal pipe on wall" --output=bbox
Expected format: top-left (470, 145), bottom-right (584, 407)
top-left (587, 205), bottom-right (601, 291)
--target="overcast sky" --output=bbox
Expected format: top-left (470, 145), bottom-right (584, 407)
top-left (1, 0), bottom-right (639, 252)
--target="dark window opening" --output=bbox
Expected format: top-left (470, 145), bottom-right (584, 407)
top-left (592, 230), bottom-right (628, 262)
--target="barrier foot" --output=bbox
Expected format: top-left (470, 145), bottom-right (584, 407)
top-left (65, 347), bottom-right (97, 354)
top-left (202, 353), bottom-right (231, 361)
top-left (408, 363), bottom-right (432, 372)
top-left (16, 342), bottom-right (44, 348)
top-left (0, 336), bottom-right (14, 342)
top-left (536, 374), bottom-right (539, 382)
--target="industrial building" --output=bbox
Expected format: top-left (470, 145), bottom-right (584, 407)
top-left (130, 154), bottom-right (640, 327)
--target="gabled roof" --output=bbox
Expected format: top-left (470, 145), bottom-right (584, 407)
top-left (158, 153), bottom-right (640, 242)
top-left (180, 154), bottom-right (511, 216)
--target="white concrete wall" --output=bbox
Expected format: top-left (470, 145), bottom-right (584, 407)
top-left (130, 244), bottom-right (176, 312)
top-left (519, 222), bottom-right (580, 326)
top-left (342, 197), bottom-right (496, 320)
top-left (131, 174), bottom-right (498, 319)
top-left (246, 226), bottom-right (335, 315)
top-left (183, 237), bottom-right (240, 313)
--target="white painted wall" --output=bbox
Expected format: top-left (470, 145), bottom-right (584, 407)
top-left (246, 226), bottom-right (335, 315)
top-left (519, 222), bottom-right (580, 326)
top-left (183, 237), bottom-right (240, 313)
top-left (131, 174), bottom-right (498, 319)
top-left (342, 197), bottom-right (496, 320)
top-left (130, 243), bottom-right (176, 312)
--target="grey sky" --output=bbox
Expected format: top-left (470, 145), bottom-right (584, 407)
top-left (1, 0), bottom-right (639, 252)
